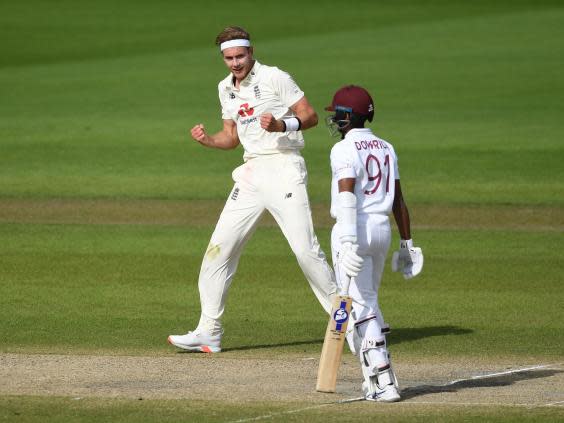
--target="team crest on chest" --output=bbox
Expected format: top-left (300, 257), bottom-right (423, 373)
top-left (253, 85), bottom-right (261, 99)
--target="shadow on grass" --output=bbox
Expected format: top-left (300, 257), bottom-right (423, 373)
top-left (390, 325), bottom-right (473, 345)
top-left (222, 339), bottom-right (325, 352)
top-left (401, 368), bottom-right (563, 400)
top-left (217, 325), bottom-right (472, 352)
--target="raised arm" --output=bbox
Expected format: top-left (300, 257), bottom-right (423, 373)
top-left (190, 119), bottom-right (240, 150)
top-left (289, 96), bottom-right (318, 130)
top-left (260, 96), bottom-right (319, 132)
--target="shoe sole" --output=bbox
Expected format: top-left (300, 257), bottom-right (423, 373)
top-left (366, 394), bottom-right (401, 403)
top-left (377, 396), bottom-right (401, 403)
top-left (366, 397), bottom-right (401, 403)
top-left (167, 336), bottom-right (221, 353)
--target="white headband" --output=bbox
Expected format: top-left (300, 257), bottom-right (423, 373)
top-left (220, 39), bottom-right (251, 51)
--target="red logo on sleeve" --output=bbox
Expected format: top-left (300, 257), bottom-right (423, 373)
top-left (238, 103), bottom-right (254, 117)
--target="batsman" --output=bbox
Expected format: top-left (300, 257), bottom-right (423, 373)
top-left (326, 85), bottom-right (424, 402)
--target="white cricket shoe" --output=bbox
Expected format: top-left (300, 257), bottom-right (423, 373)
top-left (167, 330), bottom-right (222, 353)
top-left (365, 383), bottom-right (401, 402)
top-left (362, 366), bottom-right (401, 403)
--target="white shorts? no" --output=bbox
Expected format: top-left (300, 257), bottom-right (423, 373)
top-left (331, 214), bottom-right (391, 333)
top-left (198, 152), bottom-right (336, 328)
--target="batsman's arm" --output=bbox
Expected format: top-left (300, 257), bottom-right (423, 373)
top-left (338, 178), bottom-right (355, 194)
top-left (191, 119), bottom-right (240, 150)
top-left (392, 179), bottom-right (411, 240)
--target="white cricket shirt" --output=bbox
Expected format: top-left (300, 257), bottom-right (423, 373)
top-left (330, 128), bottom-right (400, 218)
top-left (218, 61), bottom-right (305, 160)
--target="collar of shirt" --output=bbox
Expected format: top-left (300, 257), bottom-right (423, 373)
top-left (346, 128), bottom-right (372, 136)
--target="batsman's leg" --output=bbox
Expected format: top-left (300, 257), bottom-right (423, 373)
top-left (356, 319), bottom-right (400, 402)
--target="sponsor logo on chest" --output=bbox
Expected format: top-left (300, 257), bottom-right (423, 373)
top-left (238, 103), bottom-right (257, 125)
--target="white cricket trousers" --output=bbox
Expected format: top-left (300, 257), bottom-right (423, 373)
top-left (197, 152), bottom-right (336, 333)
top-left (331, 214), bottom-right (392, 340)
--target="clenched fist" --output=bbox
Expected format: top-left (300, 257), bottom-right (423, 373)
top-left (260, 113), bottom-right (284, 132)
top-left (191, 124), bottom-right (207, 143)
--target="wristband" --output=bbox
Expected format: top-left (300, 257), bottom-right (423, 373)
top-left (282, 117), bottom-right (302, 131)
top-left (400, 239), bottom-right (413, 249)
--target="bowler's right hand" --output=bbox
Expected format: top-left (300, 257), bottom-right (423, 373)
top-left (191, 124), bottom-right (207, 143)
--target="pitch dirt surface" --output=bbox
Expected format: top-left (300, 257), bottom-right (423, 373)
top-left (1, 353), bottom-right (562, 409)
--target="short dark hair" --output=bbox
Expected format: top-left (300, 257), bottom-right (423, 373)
top-left (215, 26), bottom-right (251, 46)
top-left (350, 113), bottom-right (368, 128)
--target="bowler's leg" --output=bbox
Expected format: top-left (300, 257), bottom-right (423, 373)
top-left (268, 182), bottom-right (336, 314)
top-left (198, 183), bottom-right (264, 330)
top-left (168, 181), bottom-right (264, 352)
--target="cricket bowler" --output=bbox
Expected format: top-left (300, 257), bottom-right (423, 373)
top-left (168, 26), bottom-right (337, 352)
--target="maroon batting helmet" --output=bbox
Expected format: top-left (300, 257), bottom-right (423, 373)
top-left (325, 85), bottom-right (374, 122)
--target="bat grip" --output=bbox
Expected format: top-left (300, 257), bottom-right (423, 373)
top-left (340, 276), bottom-right (353, 296)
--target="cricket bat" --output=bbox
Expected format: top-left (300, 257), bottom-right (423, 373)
top-left (316, 276), bottom-right (353, 393)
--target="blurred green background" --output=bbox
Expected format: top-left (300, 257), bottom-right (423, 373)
top-left (1, 0), bottom-right (562, 353)
top-left (0, 1), bottom-right (563, 420)
top-left (2, 0), bottom-right (562, 203)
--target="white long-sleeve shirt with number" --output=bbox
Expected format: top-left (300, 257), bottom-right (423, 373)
top-left (330, 128), bottom-right (399, 219)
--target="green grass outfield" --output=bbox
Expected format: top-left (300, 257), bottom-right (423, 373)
top-left (0, 218), bottom-right (562, 359)
top-left (1, 0), bottom-right (563, 421)
top-left (1, 396), bottom-right (563, 423)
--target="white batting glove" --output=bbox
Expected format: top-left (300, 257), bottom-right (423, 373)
top-left (339, 242), bottom-right (364, 278)
top-left (391, 239), bottom-right (424, 280)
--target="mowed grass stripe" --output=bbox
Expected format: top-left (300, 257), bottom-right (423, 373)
top-left (1, 222), bottom-right (562, 357)
top-left (0, 395), bottom-right (563, 423)
top-left (1, 5), bottom-right (563, 205)
top-left (0, 199), bottom-right (562, 231)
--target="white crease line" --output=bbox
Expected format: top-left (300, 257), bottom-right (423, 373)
top-left (545, 400), bottom-right (564, 407)
top-left (225, 363), bottom-right (561, 423)
top-left (400, 401), bottom-right (538, 407)
top-left (227, 397), bottom-right (364, 423)
top-left (442, 364), bottom-right (553, 386)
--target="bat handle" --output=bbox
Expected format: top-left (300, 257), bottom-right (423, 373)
top-left (341, 276), bottom-right (354, 296)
